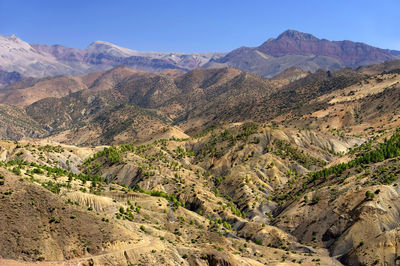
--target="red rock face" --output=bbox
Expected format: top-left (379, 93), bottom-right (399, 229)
top-left (257, 30), bottom-right (394, 66)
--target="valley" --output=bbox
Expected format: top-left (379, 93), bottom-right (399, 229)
top-left (1, 29), bottom-right (400, 266)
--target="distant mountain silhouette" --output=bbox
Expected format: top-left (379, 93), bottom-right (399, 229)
top-left (206, 30), bottom-right (400, 77)
top-left (0, 30), bottom-right (398, 81)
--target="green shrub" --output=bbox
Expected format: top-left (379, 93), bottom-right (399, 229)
top-left (223, 221), bottom-right (231, 230)
top-left (365, 190), bottom-right (375, 200)
top-left (312, 195), bottom-right (320, 204)
top-left (42, 181), bottom-right (61, 194)
top-left (11, 167), bottom-right (21, 176)
top-left (33, 168), bottom-right (44, 174)
top-left (254, 239), bottom-right (263, 245)
top-left (49, 216), bottom-right (60, 223)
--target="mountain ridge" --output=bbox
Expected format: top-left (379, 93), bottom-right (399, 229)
top-left (258, 30), bottom-right (397, 65)
top-left (209, 30), bottom-right (400, 77)
top-left (1, 30), bottom-right (399, 82)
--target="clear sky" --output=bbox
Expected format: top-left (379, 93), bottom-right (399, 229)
top-left (0, 0), bottom-right (399, 53)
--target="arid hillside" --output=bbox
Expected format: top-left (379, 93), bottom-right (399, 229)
top-left (1, 59), bottom-right (400, 265)
top-left (1, 118), bottom-right (400, 265)
top-left (0, 137), bottom-right (342, 265)
top-left (0, 64), bottom-right (371, 143)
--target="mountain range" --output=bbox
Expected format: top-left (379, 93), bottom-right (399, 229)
top-left (0, 33), bottom-right (223, 80)
top-left (1, 58), bottom-right (400, 265)
top-left (208, 30), bottom-right (400, 77)
top-left (0, 30), bottom-right (399, 84)
top-left (3, 29), bottom-right (400, 266)
top-left (2, 58), bottom-right (400, 145)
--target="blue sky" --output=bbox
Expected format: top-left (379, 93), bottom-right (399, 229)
top-left (0, 0), bottom-right (399, 52)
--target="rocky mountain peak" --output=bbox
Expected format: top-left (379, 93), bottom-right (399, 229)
top-left (0, 34), bottom-right (28, 46)
top-left (87, 40), bottom-right (115, 48)
top-left (276, 30), bottom-right (319, 41)
top-left (8, 34), bottom-right (19, 41)
top-left (86, 40), bottom-right (139, 57)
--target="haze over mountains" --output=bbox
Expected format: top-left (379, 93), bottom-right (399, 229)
top-left (0, 30), bottom-right (399, 85)
top-left (0, 33), bottom-right (223, 80)
top-left (3, 27), bottom-right (400, 265)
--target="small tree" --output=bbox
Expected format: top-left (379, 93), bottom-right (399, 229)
top-left (304, 195), bottom-right (308, 203)
top-left (312, 195), bottom-right (320, 204)
top-left (365, 190), bottom-right (375, 200)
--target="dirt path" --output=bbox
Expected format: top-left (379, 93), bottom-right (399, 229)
top-left (0, 236), bottom-right (154, 266)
